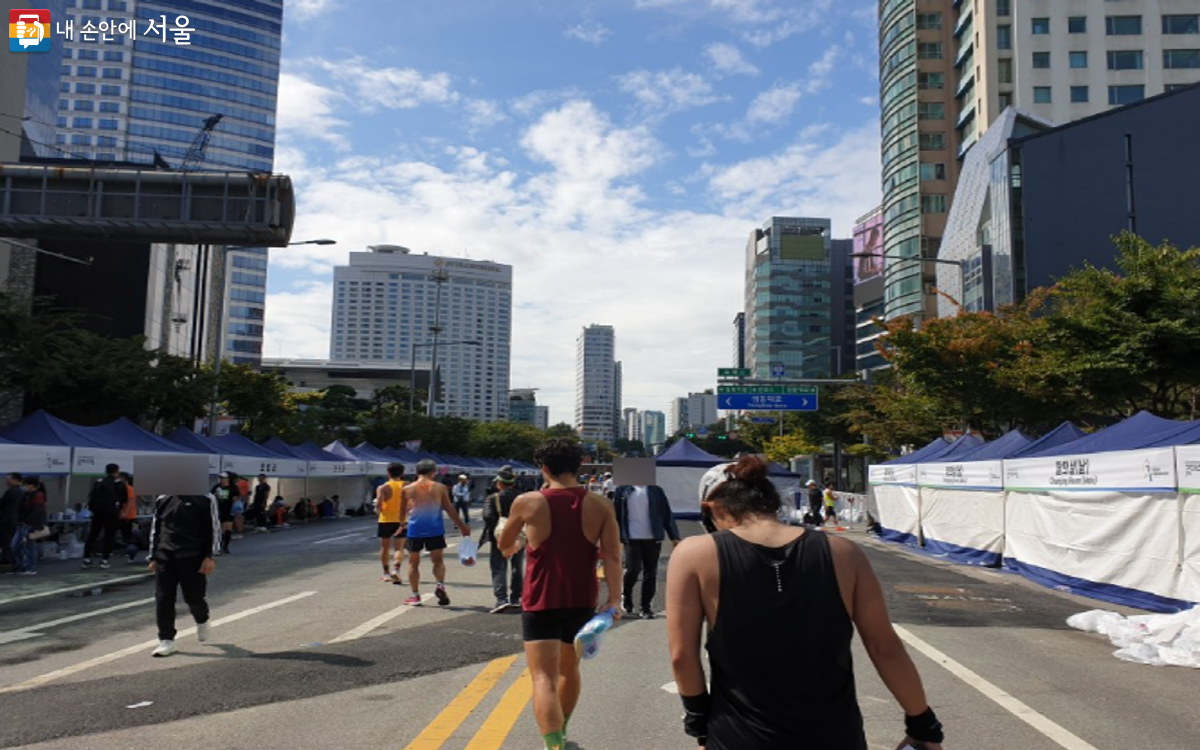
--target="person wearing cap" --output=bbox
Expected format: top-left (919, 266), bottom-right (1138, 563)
top-left (806, 479), bottom-right (823, 524)
top-left (452, 474), bottom-right (472, 524)
top-left (601, 472), bottom-right (614, 499)
top-left (480, 467), bottom-right (523, 613)
top-left (211, 471), bottom-right (237, 555)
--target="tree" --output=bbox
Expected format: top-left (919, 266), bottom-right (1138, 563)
top-left (762, 434), bottom-right (820, 465)
top-left (545, 423), bottom-right (580, 441)
top-left (468, 422), bottom-right (545, 462)
top-left (217, 363), bottom-right (292, 440)
top-left (613, 438), bottom-right (647, 457)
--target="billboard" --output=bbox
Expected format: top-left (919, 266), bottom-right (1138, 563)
top-left (852, 212), bottom-right (884, 284)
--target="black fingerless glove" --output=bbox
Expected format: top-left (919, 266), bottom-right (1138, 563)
top-left (904, 706), bottom-right (944, 744)
top-left (681, 693), bottom-right (710, 744)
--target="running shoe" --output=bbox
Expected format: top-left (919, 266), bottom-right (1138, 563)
top-left (151, 640), bottom-right (177, 657)
top-left (490, 601), bottom-right (511, 614)
top-left (403, 594), bottom-right (423, 606)
top-left (641, 609), bottom-right (657, 620)
top-left (99, 559), bottom-right (110, 570)
top-left (81, 558), bottom-right (92, 569)
top-left (435, 585), bottom-right (450, 606)
top-left (197, 621), bottom-right (211, 642)
top-left (380, 573), bottom-right (393, 582)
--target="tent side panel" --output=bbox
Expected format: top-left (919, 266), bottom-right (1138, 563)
top-left (873, 484), bottom-right (920, 546)
top-left (920, 486), bottom-right (1005, 566)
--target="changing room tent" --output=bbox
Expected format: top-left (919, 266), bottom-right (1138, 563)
top-left (1167, 426), bottom-right (1200, 606)
top-left (869, 438), bottom-right (949, 546)
top-left (203, 433), bottom-right (307, 479)
top-left (1004, 412), bottom-right (1198, 612)
top-left (0, 434), bottom-right (71, 477)
top-left (262, 438), bottom-right (367, 506)
top-left (916, 430), bottom-right (1031, 566)
top-left (656, 439), bottom-right (726, 519)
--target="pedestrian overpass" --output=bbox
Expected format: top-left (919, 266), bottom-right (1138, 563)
top-left (0, 164), bottom-right (295, 246)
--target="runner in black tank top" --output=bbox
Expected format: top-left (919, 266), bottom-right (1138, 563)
top-left (667, 457), bottom-right (946, 750)
top-left (707, 529), bottom-right (865, 749)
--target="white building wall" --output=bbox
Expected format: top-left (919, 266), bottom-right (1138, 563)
top-left (574, 325), bottom-right (616, 444)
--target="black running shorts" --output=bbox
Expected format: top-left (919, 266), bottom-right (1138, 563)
top-left (405, 535), bottom-right (447, 553)
top-left (522, 607), bottom-right (595, 644)
top-left (378, 522), bottom-right (402, 538)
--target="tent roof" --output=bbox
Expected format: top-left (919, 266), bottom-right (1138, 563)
top-left (885, 437), bottom-right (950, 465)
top-left (323, 441), bottom-right (363, 461)
top-left (294, 440), bottom-right (352, 462)
top-left (206, 433), bottom-right (293, 459)
top-left (262, 437), bottom-right (310, 460)
top-left (957, 430), bottom-right (1032, 461)
top-left (0, 410), bottom-right (106, 447)
top-left (1008, 422), bottom-right (1087, 458)
top-left (352, 442), bottom-right (402, 463)
top-left (1021, 411), bottom-right (1190, 457)
top-left (166, 429), bottom-right (225, 455)
top-left (893, 434), bottom-right (984, 465)
top-left (656, 438), bottom-right (724, 466)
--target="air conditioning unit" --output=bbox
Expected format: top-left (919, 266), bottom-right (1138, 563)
top-left (171, 314), bottom-right (188, 324)
top-left (175, 258), bottom-right (192, 271)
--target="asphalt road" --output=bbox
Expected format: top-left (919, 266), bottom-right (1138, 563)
top-left (1, 516), bottom-right (1199, 749)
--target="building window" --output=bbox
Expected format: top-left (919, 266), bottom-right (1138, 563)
top-left (1108, 84), bottom-right (1145, 105)
top-left (1032, 51), bottom-right (1051, 69)
top-left (997, 58), bottom-right (1014, 83)
top-left (1069, 51), bottom-right (1088, 68)
top-left (1068, 16), bottom-right (1087, 34)
top-left (1031, 18), bottom-right (1050, 35)
top-left (102, 68), bottom-right (122, 79)
top-left (97, 135), bottom-right (117, 146)
top-left (1107, 50), bottom-right (1144, 70)
top-left (996, 0), bottom-right (1010, 17)
top-left (1106, 16), bottom-right (1143, 36)
top-left (99, 101), bottom-right (119, 113)
top-left (1162, 15), bottom-right (1200, 35)
top-left (997, 92), bottom-right (1013, 109)
top-left (918, 72), bottom-right (944, 89)
top-left (919, 132), bottom-right (945, 150)
top-left (1033, 86), bottom-right (1052, 104)
top-left (74, 100), bottom-right (94, 111)
top-left (996, 25), bottom-right (1012, 50)
top-left (1164, 49), bottom-right (1200, 69)
top-left (917, 42), bottom-right (943, 59)
top-left (72, 117), bottom-right (94, 128)
top-left (920, 195), bottom-right (947, 214)
top-left (916, 13), bottom-right (941, 30)
top-left (920, 163), bottom-right (947, 181)
top-left (71, 134), bottom-right (90, 145)
top-left (101, 84), bottom-right (121, 95)
top-left (917, 102), bottom-right (944, 120)
top-left (1070, 86), bottom-right (1090, 103)
top-left (98, 119), bottom-right (118, 130)
top-left (76, 66), bottom-right (97, 77)
top-left (103, 51), bottom-right (123, 62)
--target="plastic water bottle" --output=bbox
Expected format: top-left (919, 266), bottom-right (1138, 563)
top-left (573, 607), bottom-right (616, 660)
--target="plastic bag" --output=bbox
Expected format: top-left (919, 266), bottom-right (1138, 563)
top-left (574, 608), bottom-right (616, 660)
top-left (1066, 609), bottom-right (1124, 636)
top-left (458, 537), bottom-right (478, 567)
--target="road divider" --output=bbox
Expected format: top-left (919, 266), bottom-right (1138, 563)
top-left (462, 667), bottom-right (532, 750)
top-left (401, 656), bottom-right (517, 750)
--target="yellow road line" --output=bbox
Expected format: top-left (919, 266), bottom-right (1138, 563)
top-left (462, 668), bottom-right (533, 750)
top-left (401, 656), bottom-right (518, 750)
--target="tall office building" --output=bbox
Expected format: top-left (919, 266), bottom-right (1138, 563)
top-left (732, 312), bottom-right (746, 369)
top-left (574, 324), bottom-right (617, 444)
top-left (641, 410), bottom-right (666, 450)
top-left (331, 246), bottom-right (513, 422)
top-left (686, 392), bottom-right (718, 430)
top-left (744, 217), bottom-right (841, 379)
top-left (508, 388), bottom-right (539, 426)
top-left (612, 361), bottom-right (623, 443)
top-left (623, 407), bottom-right (641, 442)
top-left (55, 0), bottom-right (284, 365)
top-left (852, 207), bottom-right (889, 372)
top-left (878, 0), bottom-right (1200, 323)
top-left (668, 397), bottom-right (687, 436)
top-left (534, 405), bottom-right (549, 431)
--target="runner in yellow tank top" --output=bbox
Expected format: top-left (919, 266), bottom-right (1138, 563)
top-left (375, 463), bottom-right (407, 582)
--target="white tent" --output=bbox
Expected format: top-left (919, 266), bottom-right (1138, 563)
top-left (868, 463), bottom-right (920, 546)
top-left (917, 461), bottom-right (1006, 566)
top-left (1173, 446), bottom-right (1200, 605)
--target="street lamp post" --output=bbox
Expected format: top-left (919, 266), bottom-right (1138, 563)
top-left (408, 339), bottom-right (482, 416)
top-left (206, 238), bottom-right (336, 435)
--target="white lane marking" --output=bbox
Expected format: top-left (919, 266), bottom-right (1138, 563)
top-left (0, 573), bottom-right (153, 607)
top-left (309, 529), bottom-right (371, 544)
top-left (0, 591), bottom-right (317, 695)
top-left (328, 594), bottom-right (435, 643)
top-left (894, 624), bottom-right (1101, 750)
top-left (312, 532), bottom-right (369, 545)
top-left (126, 701), bottom-right (153, 709)
top-left (0, 597), bottom-right (154, 645)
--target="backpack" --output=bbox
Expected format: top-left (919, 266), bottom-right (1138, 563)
top-left (88, 477), bottom-right (121, 514)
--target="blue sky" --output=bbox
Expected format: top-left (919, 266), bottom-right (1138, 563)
top-left (266, 0), bottom-right (882, 427)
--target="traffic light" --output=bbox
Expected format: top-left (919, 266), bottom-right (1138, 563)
top-left (716, 434), bottom-right (728, 440)
top-left (686, 432), bottom-right (696, 439)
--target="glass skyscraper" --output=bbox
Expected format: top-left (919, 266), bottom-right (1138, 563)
top-left (55, 0), bottom-right (282, 365)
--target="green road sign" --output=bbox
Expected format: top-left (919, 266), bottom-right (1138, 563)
top-left (718, 368), bottom-right (752, 377)
top-left (717, 385), bottom-right (818, 395)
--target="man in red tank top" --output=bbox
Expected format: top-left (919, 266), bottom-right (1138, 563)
top-left (498, 439), bottom-right (622, 750)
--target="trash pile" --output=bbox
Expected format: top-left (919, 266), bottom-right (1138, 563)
top-left (1067, 607), bottom-right (1200, 667)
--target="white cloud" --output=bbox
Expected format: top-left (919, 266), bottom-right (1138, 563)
top-left (635, 0), bottom-right (833, 46)
top-left (746, 82), bottom-right (802, 125)
top-left (313, 58), bottom-right (459, 112)
top-left (617, 68), bottom-right (724, 120)
top-left (462, 99), bottom-right (508, 131)
top-left (266, 101), bottom-right (882, 424)
top-left (275, 72), bottom-right (351, 149)
top-left (705, 42), bottom-right (759, 76)
top-left (565, 20), bottom-right (612, 45)
top-left (805, 45), bottom-right (843, 93)
top-left (290, 0), bottom-right (338, 21)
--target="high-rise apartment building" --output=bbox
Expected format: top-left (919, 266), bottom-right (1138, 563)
top-left (687, 392), bottom-right (718, 430)
top-left (330, 246), bottom-right (513, 422)
top-left (641, 410), bottom-right (666, 450)
top-left (55, 0), bottom-right (284, 365)
top-left (879, 0), bottom-right (1200, 323)
top-left (623, 407), bottom-right (641, 442)
top-left (744, 217), bottom-right (842, 379)
top-left (574, 324), bottom-right (617, 444)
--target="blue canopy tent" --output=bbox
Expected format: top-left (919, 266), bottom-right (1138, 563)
top-left (1005, 421), bottom-right (1086, 458)
top-left (872, 434), bottom-right (985, 545)
top-left (956, 429), bottom-right (1032, 462)
top-left (654, 439), bottom-right (801, 519)
top-left (1016, 411), bottom-right (1191, 458)
top-left (880, 437), bottom-right (950, 465)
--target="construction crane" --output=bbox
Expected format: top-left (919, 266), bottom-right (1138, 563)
top-left (180, 113), bottom-right (223, 171)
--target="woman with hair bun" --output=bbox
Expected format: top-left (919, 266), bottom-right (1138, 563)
top-left (667, 455), bottom-right (945, 750)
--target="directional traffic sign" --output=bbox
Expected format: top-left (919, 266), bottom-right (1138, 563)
top-left (718, 385), bottom-right (818, 395)
top-left (719, 393), bottom-right (818, 411)
top-left (718, 368), bottom-right (751, 378)
top-left (696, 426), bottom-right (708, 437)
top-left (771, 364), bottom-right (786, 378)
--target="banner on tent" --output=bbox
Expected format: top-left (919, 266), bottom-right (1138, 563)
top-left (0, 444), bottom-right (72, 475)
top-left (220, 455), bottom-right (308, 478)
top-left (1173, 446), bottom-right (1200, 493)
top-left (1004, 448), bottom-right (1176, 492)
top-left (868, 464), bottom-right (917, 485)
top-left (306, 460), bottom-right (365, 477)
top-left (73, 448), bottom-right (218, 476)
top-left (918, 460), bottom-right (1003, 490)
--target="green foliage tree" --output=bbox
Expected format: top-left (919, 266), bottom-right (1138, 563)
top-left (762, 434), bottom-right (821, 465)
top-left (217, 363), bottom-right (292, 440)
top-left (544, 423), bottom-right (580, 441)
top-left (468, 421), bottom-right (545, 462)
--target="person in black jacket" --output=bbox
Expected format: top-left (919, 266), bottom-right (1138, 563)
top-left (479, 468), bottom-right (523, 613)
top-left (148, 492), bottom-right (221, 658)
top-left (613, 483), bottom-right (681, 619)
top-left (83, 464), bottom-right (126, 569)
top-left (0, 473), bottom-right (24, 569)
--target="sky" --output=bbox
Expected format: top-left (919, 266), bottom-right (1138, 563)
top-left (266, 0), bottom-right (883, 429)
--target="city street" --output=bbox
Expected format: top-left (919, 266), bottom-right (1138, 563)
top-left (2, 517), bottom-right (1199, 750)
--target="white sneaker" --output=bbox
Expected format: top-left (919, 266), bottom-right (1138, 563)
top-left (151, 640), bottom-right (177, 657)
top-left (196, 621), bottom-right (211, 642)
